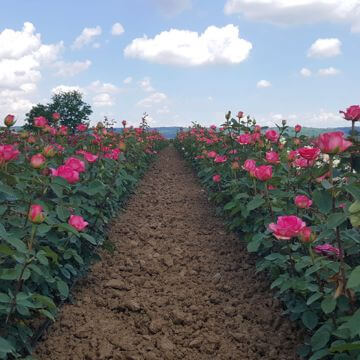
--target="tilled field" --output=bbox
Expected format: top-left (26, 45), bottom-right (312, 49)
top-left (35, 146), bottom-right (301, 359)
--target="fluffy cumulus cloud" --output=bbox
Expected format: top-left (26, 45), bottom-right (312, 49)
top-left (124, 24), bottom-right (252, 66)
top-left (153, 0), bottom-right (192, 15)
top-left (318, 67), bottom-right (340, 76)
top-left (0, 22), bottom-right (63, 115)
top-left (54, 60), bottom-right (91, 77)
top-left (52, 85), bottom-right (83, 94)
top-left (111, 23), bottom-right (125, 36)
top-left (139, 77), bottom-right (155, 92)
top-left (87, 80), bottom-right (119, 94)
top-left (307, 38), bottom-right (341, 58)
top-left (300, 68), bottom-right (312, 77)
top-left (87, 81), bottom-right (120, 108)
top-left (137, 92), bottom-right (167, 107)
top-left (224, 0), bottom-right (360, 32)
top-left (257, 80), bottom-right (271, 88)
top-left (72, 26), bottom-right (102, 49)
top-left (92, 93), bottom-right (114, 107)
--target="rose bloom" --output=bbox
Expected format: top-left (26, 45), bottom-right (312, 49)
top-left (266, 151), bottom-right (280, 164)
top-left (295, 124), bottom-right (302, 133)
top-left (207, 151), bottom-right (217, 159)
top-left (237, 111), bottom-right (244, 119)
top-left (293, 157), bottom-right (314, 168)
top-left (265, 129), bottom-right (280, 143)
top-left (314, 244), bottom-right (340, 258)
top-left (214, 155), bottom-right (227, 163)
top-left (288, 150), bottom-right (298, 161)
top-left (43, 145), bottom-right (57, 158)
top-left (83, 152), bottom-right (98, 163)
top-left (299, 227), bottom-right (313, 243)
top-left (254, 125), bottom-right (261, 133)
top-left (76, 123), bottom-right (88, 132)
top-left (295, 195), bottom-right (312, 209)
top-left (213, 174), bottom-right (221, 183)
top-left (30, 153), bottom-right (46, 169)
top-left (68, 215), bottom-right (88, 232)
top-left (64, 157), bottom-right (86, 173)
top-left (340, 105), bottom-right (360, 122)
top-left (317, 132), bottom-right (352, 154)
top-left (268, 215), bottom-right (306, 240)
top-left (237, 134), bottom-right (252, 145)
top-left (243, 159), bottom-right (256, 172)
top-left (210, 125), bottom-right (217, 130)
top-left (252, 132), bottom-right (261, 142)
top-left (44, 125), bottom-right (57, 136)
top-left (315, 171), bottom-right (331, 183)
top-left (51, 165), bottom-right (80, 184)
top-left (34, 116), bottom-right (48, 127)
top-left (28, 204), bottom-right (45, 224)
top-left (58, 125), bottom-right (68, 136)
top-left (4, 114), bottom-right (15, 127)
top-left (298, 147), bottom-right (321, 161)
top-left (254, 165), bottom-right (273, 181)
top-left (52, 112), bottom-right (60, 121)
top-left (0, 144), bottom-right (20, 163)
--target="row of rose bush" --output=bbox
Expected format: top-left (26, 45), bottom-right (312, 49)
top-left (175, 106), bottom-right (360, 360)
top-left (0, 115), bottom-right (167, 358)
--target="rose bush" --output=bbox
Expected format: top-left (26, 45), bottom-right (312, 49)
top-left (175, 108), bottom-right (360, 359)
top-left (0, 117), bottom-right (166, 358)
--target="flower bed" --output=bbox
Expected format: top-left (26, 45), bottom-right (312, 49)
top-left (0, 117), bottom-right (166, 358)
top-left (175, 107), bottom-right (360, 360)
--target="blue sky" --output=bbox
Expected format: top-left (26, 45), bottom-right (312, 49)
top-left (1, 0), bottom-right (359, 128)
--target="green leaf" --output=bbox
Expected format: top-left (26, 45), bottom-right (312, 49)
top-left (307, 292), bottom-right (323, 305)
top-left (247, 233), bottom-right (264, 253)
top-left (345, 184), bottom-right (360, 201)
top-left (247, 195), bottom-right (265, 211)
top-left (0, 244), bottom-right (15, 256)
top-left (0, 337), bottom-right (14, 354)
top-left (57, 223), bottom-right (80, 237)
top-left (38, 309), bottom-right (55, 322)
top-left (81, 233), bottom-right (97, 245)
top-left (56, 205), bottom-right (70, 222)
top-left (347, 265), bottom-right (360, 289)
top-left (50, 183), bottom-right (63, 198)
top-left (331, 343), bottom-right (360, 353)
top-left (311, 329), bottom-right (331, 351)
top-left (321, 296), bottom-right (337, 314)
top-left (302, 311), bottom-right (319, 330)
top-left (56, 280), bottom-right (69, 298)
top-left (313, 189), bottom-right (332, 214)
top-left (326, 213), bottom-right (347, 229)
top-left (309, 349), bottom-right (330, 360)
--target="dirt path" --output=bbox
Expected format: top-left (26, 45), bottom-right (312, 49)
top-left (35, 146), bottom-right (300, 360)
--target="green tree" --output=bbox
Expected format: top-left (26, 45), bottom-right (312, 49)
top-left (23, 91), bottom-right (92, 131)
top-left (49, 91), bottom-right (92, 129)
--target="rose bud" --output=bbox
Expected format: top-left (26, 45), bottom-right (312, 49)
top-left (30, 153), bottom-right (46, 169)
top-left (28, 204), bottom-right (45, 224)
top-left (4, 114), bottom-right (15, 127)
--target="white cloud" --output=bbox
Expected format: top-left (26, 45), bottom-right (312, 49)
top-left (300, 68), bottom-right (312, 77)
top-left (0, 22), bottom-right (62, 119)
top-left (54, 60), bottom-right (91, 77)
top-left (137, 92), bottom-right (167, 107)
top-left (318, 67), bottom-right (340, 76)
top-left (308, 38), bottom-right (341, 58)
top-left (72, 26), bottom-right (102, 49)
top-left (157, 105), bottom-right (170, 114)
top-left (139, 77), bottom-right (155, 92)
top-left (52, 85), bottom-right (83, 94)
top-left (88, 80), bottom-right (119, 94)
top-left (93, 93), bottom-right (114, 107)
top-left (153, 0), bottom-right (192, 15)
top-left (224, 0), bottom-right (360, 32)
top-left (111, 23), bottom-right (125, 36)
top-left (257, 80), bottom-right (271, 88)
top-left (124, 24), bottom-right (252, 66)
top-left (123, 76), bottom-right (133, 84)
top-left (92, 42), bottom-right (101, 49)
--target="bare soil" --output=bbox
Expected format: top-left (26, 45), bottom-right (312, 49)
top-left (34, 146), bottom-right (301, 360)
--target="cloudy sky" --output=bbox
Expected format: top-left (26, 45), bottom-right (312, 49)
top-left (1, 0), bottom-right (359, 128)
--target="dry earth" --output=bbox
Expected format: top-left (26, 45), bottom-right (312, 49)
top-left (35, 146), bottom-right (301, 360)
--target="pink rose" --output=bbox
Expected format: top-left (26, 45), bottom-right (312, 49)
top-left (51, 165), bottom-right (80, 184)
top-left (293, 158), bottom-right (314, 168)
top-left (76, 123), bottom-right (88, 132)
top-left (0, 144), bottom-right (20, 163)
top-left (266, 151), bottom-right (280, 164)
top-left (288, 150), bottom-right (298, 161)
top-left (268, 215), bottom-right (306, 240)
top-left (122, 120), bottom-right (127, 127)
top-left (314, 244), bottom-right (340, 258)
top-left (299, 227), bottom-right (313, 243)
top-left (4, 114), bottom-right (15, 127)
top-left (28, 204), bottom-right (45, 224)
top-left (68, 215), bottom-right (88, 231)
top-left (317, 132), bottom-right (352, 154)
top-left (295, 195), bottom-right (312, 209)
top-left (254, 165), bottom-right (273, 181)
top-left (339, 105), bottom-right (360, 122)
top-left (237, 111), bottom-right (244, 119)
top-left (64, 157), bottom-right (86, 173)
top-left (213, 174), bottom-right (221, 183)
top-left (295, 124), bottom-right (302, 133)
top-left (243, 159), bottom-right (256, 174)
top-left (34, 116), bottom-right (48, 127)
top-left (58, 125), bottom-right (68, 136)
top-left (298, 147), bottom-right (321, 161)
top-left (254, 125), bottom-right (261, 133)
top-left (210, 125), bottom-right (217, 130)
top-left (52, 112), bottom-right (60, 121)
top-left (237, 134), bottom-right (252, 145)
top-left (265, 129), bottom-right (280, 143)
top-left (30, 153), bottom-right (46, 169)
top-left (43, 145), bottom-right (57, 158)
top-left (214, 155), bottom-right (227, 163)
top-left (207, 151), bottom-right (217, 159)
